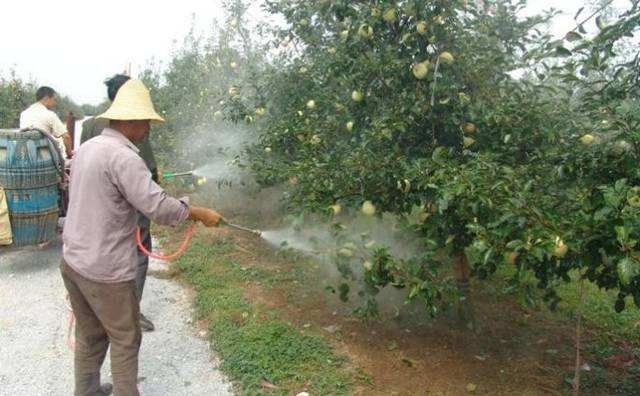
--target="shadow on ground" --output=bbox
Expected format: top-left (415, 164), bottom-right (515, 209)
top-left (0, 238), bottom-right (62, 274)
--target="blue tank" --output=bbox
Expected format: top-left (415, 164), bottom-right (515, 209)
top-left (0, 129), bottom-right (62, 246)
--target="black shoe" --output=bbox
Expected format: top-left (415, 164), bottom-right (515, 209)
top-left (140, 313), bottom-right (155, 332)
top-left (97, 383), bottom-right (113, 395)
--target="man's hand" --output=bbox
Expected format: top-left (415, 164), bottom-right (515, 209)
top-left (188, 206), bottom-right (223, 227)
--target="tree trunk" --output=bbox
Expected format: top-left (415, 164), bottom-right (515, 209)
top-left (453, 250), bottom-right (475, 330)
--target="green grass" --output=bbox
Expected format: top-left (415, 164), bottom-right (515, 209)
top-left (555, 279), bottom-right (640, 344)
top-left (494, 266), bottom-right (640, 345)
top-left (172, 235), bottom-right (352, 395)
top-left (555, 280), bottom-right (640, 395)
top-left (492, 266), bottom-right (640, 395)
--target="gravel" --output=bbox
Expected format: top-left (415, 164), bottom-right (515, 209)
top-left (0, 237), bottom-right (233, 395)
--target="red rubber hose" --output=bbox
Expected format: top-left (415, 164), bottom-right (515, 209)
top-left (135, 224), bottom-right (196, 261)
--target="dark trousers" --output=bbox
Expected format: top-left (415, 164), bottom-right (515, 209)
top-left (61, 261), bottom-right (141, 396)
top-left (135, 212), bottom-right (151, 302)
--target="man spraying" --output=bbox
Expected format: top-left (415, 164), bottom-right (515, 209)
top-left (19, 86), bottom-right (73, 158)
top-left (81, 74), bottom-right (158, 332)
top-left (61, 79), bottom-right (222, 396)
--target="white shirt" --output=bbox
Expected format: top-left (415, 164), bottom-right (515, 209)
top-left (19, 102), bottom-right (68, 158)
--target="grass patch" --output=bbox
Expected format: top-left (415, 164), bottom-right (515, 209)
top-left (172, 234), bottom-right (352, 395)
top-left (213, 319), bottom-right (348, 394)
top-left (494, 265), bottom-right (640, 345)
top-left (555, 279), bottom-right (640, 344)
top-left (492, 266), bottom-right (640, 395)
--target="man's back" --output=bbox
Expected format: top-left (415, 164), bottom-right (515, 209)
top-left (20, 102), bottom-right (68, 158)
top-left (20, 102), bottom-right (65, 134)
top-left (63, 128), bottom-right (187, 283)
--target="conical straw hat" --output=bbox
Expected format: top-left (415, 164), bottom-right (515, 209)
top-left (97, 79), bottom-right (164, 123)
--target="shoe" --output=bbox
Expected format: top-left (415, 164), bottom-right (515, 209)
top-left (140, 313), bottom-right (155, 332)
top-left (97, 383), bottom-right (113, 395)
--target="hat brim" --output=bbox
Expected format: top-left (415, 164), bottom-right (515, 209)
top-left (97, 109), bottom-right (165, 124)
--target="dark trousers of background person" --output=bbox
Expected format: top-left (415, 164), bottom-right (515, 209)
top-left (135, 212), bottom-right (151, 301)
top-left (60, 260), bottom-right (141, 396)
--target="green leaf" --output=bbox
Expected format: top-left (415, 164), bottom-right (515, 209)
top-left (432, 146), bottom-right (447, 163)
top-left (593, 207), bottom-right (612, 222)
top-left (338, 283), bottom-right (350, 302)
top-left (555, 46), bottom-right (572, 57)
top-left (506, 240), bottom-right (523, 250)
top-left (617, 257), bottom-right (638, 286)
top-left (615, 294), bottom-right (625, 313)
top-left (483, 248), bottom-right (494, 266)
top-left (408, 284), bottom-right (420, 299)
top-left (565, 31), bottom-right (582, 42)
top-left (604, 187), bottom-right (623, 208)
top-left (615, 226), bottom-right (631, 246)
top-left (524, 180), bottom-right (534, 192)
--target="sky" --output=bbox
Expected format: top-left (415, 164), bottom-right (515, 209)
top-left (1, 0), bottom-right (228, 105)
top-left (0, 0), bottom-right (628, 105)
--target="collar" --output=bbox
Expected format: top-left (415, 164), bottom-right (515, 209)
top-left (101, 128), bottom-right (140, 153)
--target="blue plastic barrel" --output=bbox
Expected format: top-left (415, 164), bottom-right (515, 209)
top-left (0, 129), bottom-right (62, 246)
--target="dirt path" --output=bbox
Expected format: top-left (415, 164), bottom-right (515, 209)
top-left (0, 238), bottom-right (232, 395)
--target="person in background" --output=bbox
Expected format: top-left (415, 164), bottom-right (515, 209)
top-left (81, 74), bottom-right (158, 332)
top-left (20, 86), bottom-right (73, 159)
top-left (61, 78), bottom-right (223, 396)
top-left (66, 111), bottom-right (76, 151)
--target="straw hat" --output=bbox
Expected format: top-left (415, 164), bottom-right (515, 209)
top-left (97, 79), bottom-right (165, 123)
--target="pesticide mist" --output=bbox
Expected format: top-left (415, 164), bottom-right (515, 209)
top-left (153, 36), bottom-right (427, 319)
top-left (172, 114), bottom-right (425, 317)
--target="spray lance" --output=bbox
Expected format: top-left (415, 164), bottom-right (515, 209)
top-left (220, 218), bottom-right (263, 237)
top-left (162, 170), bottom-right (208, 186)
top-left (162, 170), bottom-right (194, 180)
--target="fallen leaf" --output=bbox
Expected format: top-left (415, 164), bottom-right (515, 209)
top-left (401, 356), bottom-right (417, 367)
top-left (466, 383), bottom-right (477, 393)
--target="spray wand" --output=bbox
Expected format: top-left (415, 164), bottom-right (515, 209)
top-left (220, 219), bottom-right (263, 237)
top-left (162, 170), bottom-right (208, 186)
top-left (162, 170), bottom-right (194, 180)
